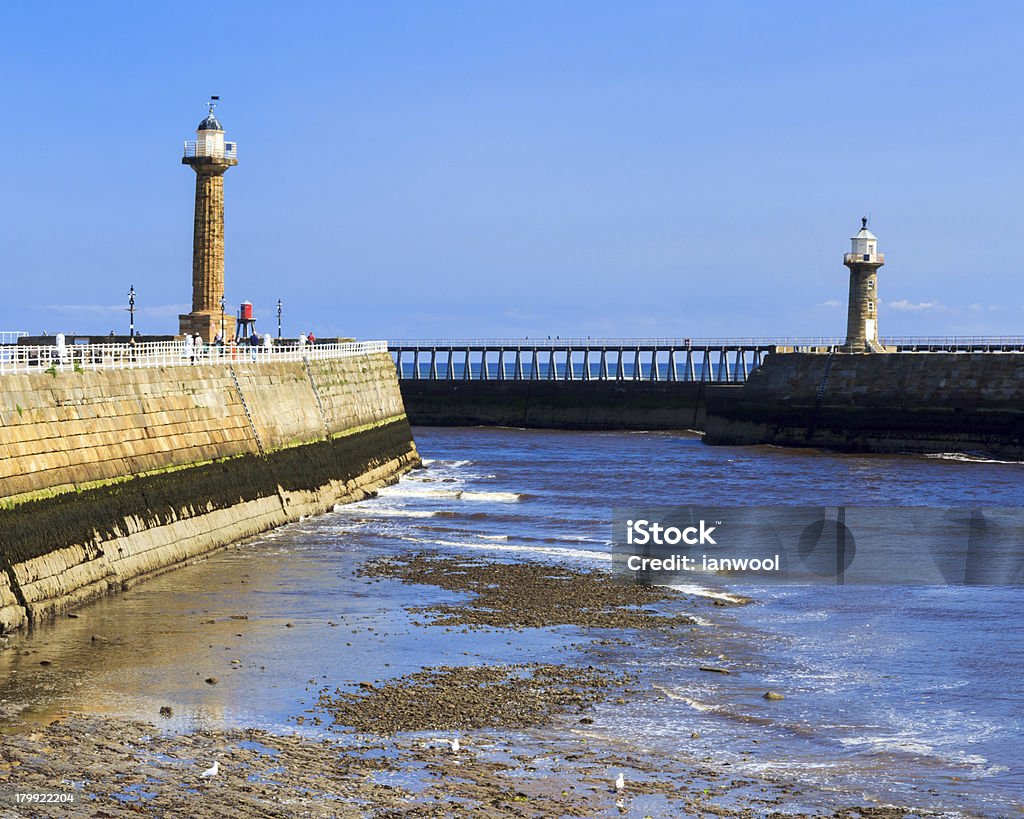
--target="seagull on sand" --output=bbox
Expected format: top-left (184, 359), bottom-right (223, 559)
top-left (449, 737), bottom-right (461, 753)
top-left (613, 772), bottom-right (625, 793)
top-left (200, 760), bottom-right (220, 778)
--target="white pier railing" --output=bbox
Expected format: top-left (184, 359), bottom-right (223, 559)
top-left (0, 339), bottom-right (387, 376)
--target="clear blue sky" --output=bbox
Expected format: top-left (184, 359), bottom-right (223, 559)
top-left (1, 1), bottom-right (1022, 340)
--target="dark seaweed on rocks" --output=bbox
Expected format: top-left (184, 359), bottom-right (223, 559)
top-left (318, 663), bottom-right (632, 734)
top-left (359, 552), bottom-right (693, 630)
top-left (0, 419), bottom-right (413, 567)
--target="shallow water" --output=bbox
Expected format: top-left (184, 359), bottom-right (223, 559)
top-left (1, 427), bottom-right (1022, 815)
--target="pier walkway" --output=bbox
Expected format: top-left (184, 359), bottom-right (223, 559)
top-left (389, 337), bottom-right (1024, 383)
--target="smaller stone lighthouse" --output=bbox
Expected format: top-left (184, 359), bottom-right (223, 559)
top-left (179, 99), bottom-right (238, 342)
top-left (841, 218), bottom-right (885, 353)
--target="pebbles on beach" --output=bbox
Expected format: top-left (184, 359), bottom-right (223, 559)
top-left (317, 662), bottom-right (632, 734)
top-left (359, 551), bottom-right (695, 630)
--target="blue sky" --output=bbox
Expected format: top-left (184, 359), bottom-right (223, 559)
top-left (1, 1), bottom-right (1022, 340)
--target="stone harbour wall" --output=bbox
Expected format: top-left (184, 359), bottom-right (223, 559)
top-left (399, 380), bottom-right (710, 430)
top-left (0, 352), bottom-right (419, 631)
top-left (703, 352), bottom-right (1024, 459)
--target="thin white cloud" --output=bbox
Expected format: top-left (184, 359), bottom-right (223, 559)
top-left (888, 299), bottom-right (941, 312)
top-left (816, 299), bottom-right (842, 308)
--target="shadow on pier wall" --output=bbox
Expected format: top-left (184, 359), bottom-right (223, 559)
top-left (398, 380), bottom-right (741, 431)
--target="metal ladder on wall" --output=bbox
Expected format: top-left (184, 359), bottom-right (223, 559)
top-left (815, 352), bottom-right (836, 402)
top-left (303, 358), bottom-right (332, 439)
top-left (228, 365), bottom-right (266, 456)
top-left (806, 352), bottom-right (836, 440)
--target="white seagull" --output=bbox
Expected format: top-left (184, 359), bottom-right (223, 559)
top-left (449, 737), bottom-right (461, 753)
top-left (614, 772), bottom-right (625, 792)
top-left (200, 760), bottom-right (220, 778)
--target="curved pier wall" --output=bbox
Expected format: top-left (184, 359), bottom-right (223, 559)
top-left (703, 352), bottom-right (1024, 459)
top-left (0, 352), bottom-right (419, 631)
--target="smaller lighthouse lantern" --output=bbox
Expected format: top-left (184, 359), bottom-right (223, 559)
top-left (850, 217), bottom-right (878, 262)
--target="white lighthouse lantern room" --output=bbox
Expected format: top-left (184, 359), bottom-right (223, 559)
top-left (850, 217), bottom-right (878, 262)
top-left (187, 97), bottom-right (237, 160)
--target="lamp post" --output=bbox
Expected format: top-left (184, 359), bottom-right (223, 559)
top-left (277, 299), bottom-right (282, 339)
top-left (128, 284), bottom-right (136, 338)
top-left (220, 295), bottom-right (226, 342)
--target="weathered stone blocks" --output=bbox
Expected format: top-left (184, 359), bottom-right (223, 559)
top-left (0, 354), bottom-right (419, 631)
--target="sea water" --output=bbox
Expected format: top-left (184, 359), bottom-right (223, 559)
top-left (0, 426), bottom-right (1020, 815)
top-left (351, 428), bottom-right (1024, 814)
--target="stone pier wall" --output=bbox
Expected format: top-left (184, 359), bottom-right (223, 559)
top-left (0, 352), bottom-right (419, 631)
top-left (704, 352), bottom-right (1024, 459)
top-left (399, 380), bottom-right (711, 430)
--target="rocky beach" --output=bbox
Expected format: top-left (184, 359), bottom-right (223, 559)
top-left (1, 550), bottom-right (934, 818)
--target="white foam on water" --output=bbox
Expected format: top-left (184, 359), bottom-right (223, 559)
top-left (734, 759), bottom-right (850, 774)
top-left (420, 458), bottom-right (473, 468)
top-left (376, 486), bottom-right (464, 500)
top-left (559, 535), bottom-right (613, 545)
top-left (374, 486), bottom-right (524, 502)
top-left (458, 541), bottom-right (611, 562)
top-left (666, 583), bottom-right (745, 604)
top-left (838, 735), bottom-right (964, 760)
top-left (924, 452), bottom-right (1021, 465)
top-left (335, 507), bottom-right (438, 519)
top-left (459, 491), bottom-right (523, 502)
top-left (401, 535), bottom-right (611, 563)
top-left (653, 685), bottom-right (716, 712)
top-left (839, 737), bottom-right (937, 753)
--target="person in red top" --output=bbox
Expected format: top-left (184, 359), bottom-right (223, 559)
top-left (307, 332), bottom-right (316, 344)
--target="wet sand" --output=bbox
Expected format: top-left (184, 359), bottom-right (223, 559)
top-left (0, 551), bottom-right (941, 818)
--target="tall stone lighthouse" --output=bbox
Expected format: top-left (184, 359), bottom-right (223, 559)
top-left (841, 218), bottom-right (885, 353)
top-left (178, 99), bottom-right (238, 342)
